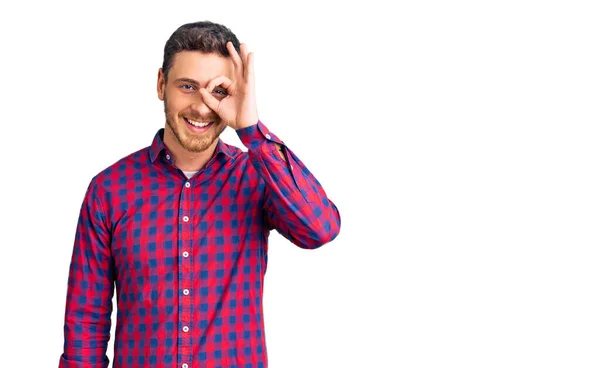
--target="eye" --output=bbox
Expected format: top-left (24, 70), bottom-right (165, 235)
top-left (214, 88), bottom-right (228, 96)
top-left (180, 84), bottom-right (195, 91)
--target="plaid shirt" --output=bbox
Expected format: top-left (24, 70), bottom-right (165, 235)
top-left (59, 121), bottom-right (341, 368)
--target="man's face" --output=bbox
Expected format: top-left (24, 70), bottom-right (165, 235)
top-left (157, 51), bottom-right (234, 153)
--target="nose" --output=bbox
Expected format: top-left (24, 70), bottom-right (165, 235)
top-left (189, 98), bottom-right (214, 118)
top-left (188, 91), bottom-right (219, 119)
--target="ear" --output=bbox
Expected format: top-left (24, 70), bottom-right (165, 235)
top-left (157, 68), bottom-right (165, 101)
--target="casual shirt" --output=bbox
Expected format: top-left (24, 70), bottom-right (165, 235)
top-left (59, 121), bottom-right (341, 368)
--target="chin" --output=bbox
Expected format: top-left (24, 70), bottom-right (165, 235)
top-left (174, 117), bottom-right (226, 153)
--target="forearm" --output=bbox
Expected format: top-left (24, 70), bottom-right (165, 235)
top-left (59, 179), bottom-right (115, 367)
top-left (237, 121), bottom-right (341, 248)
top-left (61, 268), bottom-right (114, 368)
top-left (60, 289), bottom-right (113, 368)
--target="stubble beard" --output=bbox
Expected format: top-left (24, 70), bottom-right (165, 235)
top-left (163, 95), bottom-right (227, 153)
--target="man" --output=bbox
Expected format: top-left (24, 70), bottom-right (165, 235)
top-left (58, 21), bottom-right (341, 368)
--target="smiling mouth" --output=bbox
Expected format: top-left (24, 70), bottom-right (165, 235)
top-left (184, 117), bottom-right (214, 128)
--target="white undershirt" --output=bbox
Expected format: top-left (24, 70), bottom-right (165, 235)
top-left (182, 170), bottom-right (198, 179)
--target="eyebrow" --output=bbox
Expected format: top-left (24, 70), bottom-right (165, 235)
top-left (173, 78), bottom-right (199, 85)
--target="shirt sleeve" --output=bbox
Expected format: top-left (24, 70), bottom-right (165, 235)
top-left (236, 120), bottom-right (341, 249)
top-left (59, 177), bottom-right (114, 368)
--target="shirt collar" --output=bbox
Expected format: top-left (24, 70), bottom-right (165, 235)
top-left (148, 128), bottom-right (234, 163)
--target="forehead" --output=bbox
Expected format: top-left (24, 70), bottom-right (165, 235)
top-left (168, 51), bottom-right (234, 82)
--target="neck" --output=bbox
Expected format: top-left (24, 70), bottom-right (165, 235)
top-left (162, 127), bottom-right (218, 172)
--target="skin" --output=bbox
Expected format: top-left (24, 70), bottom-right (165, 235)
top-left (156, 42), bottom-right (282, 172)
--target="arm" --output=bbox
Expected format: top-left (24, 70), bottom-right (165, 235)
top-left (197, 42), bottom-right (340, 247)
top-left (59, 178), bottom-right (114, 368)
top-left (237, 121), bottom-right (341, 249)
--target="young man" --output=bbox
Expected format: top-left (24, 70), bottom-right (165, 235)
top-left (59, 21), bottom-right (341, 368)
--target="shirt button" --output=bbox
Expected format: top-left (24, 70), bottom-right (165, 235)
top-left (185, 182), bottom-right (191, 188)
top-left (183, 216), bottom-right (189, 222)
top-left (265, 133), bottom-right (271, 139)
top-left (166, 154), bottom-right (171, 160)
top-left (182, 364), bottom-right (188, 368)
top-left (183, 251), bottom-right (189, 258)
top-left (183, 289), bottom-right (189, 295)
top-left (183, 326), bottom-right (189, 332)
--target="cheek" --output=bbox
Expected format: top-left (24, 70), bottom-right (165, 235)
top-left (165, 89), bottom-right (190, 114)
top-left (166, 103), bottom-right (185, 120)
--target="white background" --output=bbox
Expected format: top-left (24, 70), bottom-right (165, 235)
top-left (0, 0), bottom-right (599, 367)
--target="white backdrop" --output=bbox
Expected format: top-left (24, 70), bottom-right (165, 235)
top-left (0, 0), bottom-right (599, 367)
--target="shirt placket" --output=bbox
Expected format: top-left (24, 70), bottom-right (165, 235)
top-left (179, 178), bottom-right (194, 368)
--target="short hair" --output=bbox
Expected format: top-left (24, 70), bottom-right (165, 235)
top-left (161, 21), bottom-right (241, 81)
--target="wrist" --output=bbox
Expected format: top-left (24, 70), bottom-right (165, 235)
top-left (234, 117), bottom-right (259, 131)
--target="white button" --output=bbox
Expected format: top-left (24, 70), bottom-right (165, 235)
top-left (265, 133), bottom-right (271, 139)
top-left (183, 289), bottom-right (189, 295)
top-left (183, 326), bottom-right (189, 332)
top-left (183, 216), bottom-right (189, 222)
top-left (166, 154), bottom-right (171, 160)
top-left (183, 251), bottom-right (189, 257)
top-left (185, 182), bottom-right (191, 188)
top-left (182, 364), bottom-right (188, 368)
top-left (290, 165), bottom-right (293, 170)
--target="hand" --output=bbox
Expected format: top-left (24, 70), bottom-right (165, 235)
top-left (199, 41), bottom-right (259, 130)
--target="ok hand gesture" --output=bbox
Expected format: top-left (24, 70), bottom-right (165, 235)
top-left (199, 41), bottom-right (259, 130)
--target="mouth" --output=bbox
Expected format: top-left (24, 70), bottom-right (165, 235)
top-left (184, 117), bottom-right (214, 133)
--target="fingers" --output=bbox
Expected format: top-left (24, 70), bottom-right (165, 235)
top-left (228, 41), bottom-right (252, 82)
top-left (205, 75), bottom-right (233, 94)
top-left (227, 41), bottom-right (244, 75)
top-left (199, 75), bottom-right (234, 112)
top-left (246, 51), bottom-right (254, 85)
top-left (199, 88), bottom-right (220, 112)
top-left (240, 43), bottom-right (249, 65)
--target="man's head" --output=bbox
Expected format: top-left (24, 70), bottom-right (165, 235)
top-left (157, 21), bottom-right (241, 153)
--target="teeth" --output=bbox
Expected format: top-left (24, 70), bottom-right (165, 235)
top-left (187, 119), bottom-right (211, 127)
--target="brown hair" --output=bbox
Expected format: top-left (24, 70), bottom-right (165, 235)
top-left (161, 21), bottom-right (241, 81)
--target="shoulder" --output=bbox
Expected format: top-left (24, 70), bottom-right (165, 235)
top-left (88, 145), bottom-right (150, 194)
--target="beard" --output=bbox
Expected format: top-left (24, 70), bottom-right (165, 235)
top-left (163, 95), bottom-right (227, 153)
